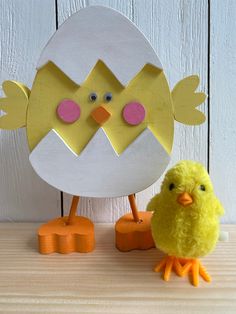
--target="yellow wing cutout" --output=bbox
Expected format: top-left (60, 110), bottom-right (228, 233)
top-left (172, 75), bottom-right (206, 125)
top-left (0, 80), bottom-right (30, 129)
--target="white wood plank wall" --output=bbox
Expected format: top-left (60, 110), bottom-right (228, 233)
top-left (0, 0), bottom-right (235, 223)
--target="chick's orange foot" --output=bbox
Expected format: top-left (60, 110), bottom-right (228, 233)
top-left (38, 216), bottom-right (95, 254)
top-left (180, 258), bottom-right (211, 287)
top-left (154, 256), bottom-right (183, 281)
top-left (154, 256), bottom-right (211, 287)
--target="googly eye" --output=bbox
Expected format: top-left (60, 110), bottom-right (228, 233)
top-left (104, 92), bottom-right (112, 102)
top-left (169, 183), bottom-right (175, 191)
top-left (89, 92), bottom-right (97, 102)
top-left (199, 184), bottom-right (206, 191)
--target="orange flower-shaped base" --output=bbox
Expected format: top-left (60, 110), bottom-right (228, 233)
top-left (115, 211), bottom-right (155, 251)
top-left (38, 216), bottom-right (95, 254)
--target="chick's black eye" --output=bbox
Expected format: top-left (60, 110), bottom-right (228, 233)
top-left (199, 184), bottom-right (206, 191)
top-left (104, 92), bottom-right (112, 102)
top-left (89, 92), bottom-right (97, 102)
top-left (169, 183), bottom-right (175, 191)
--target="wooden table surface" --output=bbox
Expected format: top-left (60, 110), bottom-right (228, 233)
top-left (0, 223), bottom-right (235, 314)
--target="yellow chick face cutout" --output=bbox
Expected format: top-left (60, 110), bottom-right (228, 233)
top-left (27, 60), bottom-right (174, 156)
top-left (0, 6), bottom-right (206, 197)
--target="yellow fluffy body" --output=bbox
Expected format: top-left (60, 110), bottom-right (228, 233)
top-left (147, 160), bottom-right (224, 259)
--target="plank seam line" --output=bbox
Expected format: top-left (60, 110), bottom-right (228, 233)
top-left (54, 0), bottom-right (63, 217)
top-left (207, 0), bottom-right (211, 173)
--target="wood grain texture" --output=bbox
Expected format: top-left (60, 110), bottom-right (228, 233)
top-left (0, 0), bottom-right (60, 221)
top-left (0, 223), bottom-right (235, 313)
top-left (210, 0), bottom-right (236, 223)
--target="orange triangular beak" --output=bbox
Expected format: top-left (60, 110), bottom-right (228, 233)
top-left (177, 192), bottom-right (193, 206)
top-left (91, 105), bottom-right (111, 125)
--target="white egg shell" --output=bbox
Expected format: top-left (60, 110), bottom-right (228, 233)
top-left (37, 5), bottom-right (162, 86)
top-left (30, 128), bottom-right (170, 198)
top-left (30, 6), bottom-right (169, 197)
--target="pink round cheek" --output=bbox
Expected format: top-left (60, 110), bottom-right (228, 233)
top-left (57, 99), bottom-right (81, 123)
top-left (123, 102), bottom-right (146, 125)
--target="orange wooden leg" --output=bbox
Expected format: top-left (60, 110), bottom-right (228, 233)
top-left (67, 196), bottom-right (80, 225)
top-left (128, 194), bottom-right (140, 222)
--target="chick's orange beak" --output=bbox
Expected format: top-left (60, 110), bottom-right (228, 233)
top-left (177, 192), bottom-right (193, 207)
top-left (91, 105), bottom-right (111, 125)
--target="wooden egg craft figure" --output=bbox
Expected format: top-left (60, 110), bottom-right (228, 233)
top-left (147, 161), bottom-right (224, 287)
top-left (0, 6), bottom-right (206, 254)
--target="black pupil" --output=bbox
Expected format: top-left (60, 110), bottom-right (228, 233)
top-left (105, 93), bottom-right (112, 101)
top-left (200, 185), bottom-right (206, 191)
top-left (90, 93), bottom-right (97, 101)
top-left (169, 183), bottom-right (175, 191)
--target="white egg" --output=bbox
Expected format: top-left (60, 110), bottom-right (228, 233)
top-left (30, 6), bottom-right (170, 197)
top-left (37, 5), bottom-right (162, 86)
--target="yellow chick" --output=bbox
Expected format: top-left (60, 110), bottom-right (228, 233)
top-left (0, 61), bottom-right (206, 198)
top-left (0, 6), bottom-right (207, 237)
top-left (147, 160), bottom-right (224, 286)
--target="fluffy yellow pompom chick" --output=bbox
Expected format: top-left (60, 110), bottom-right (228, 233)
top-left (147, 160), bottom-right (224, 286)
